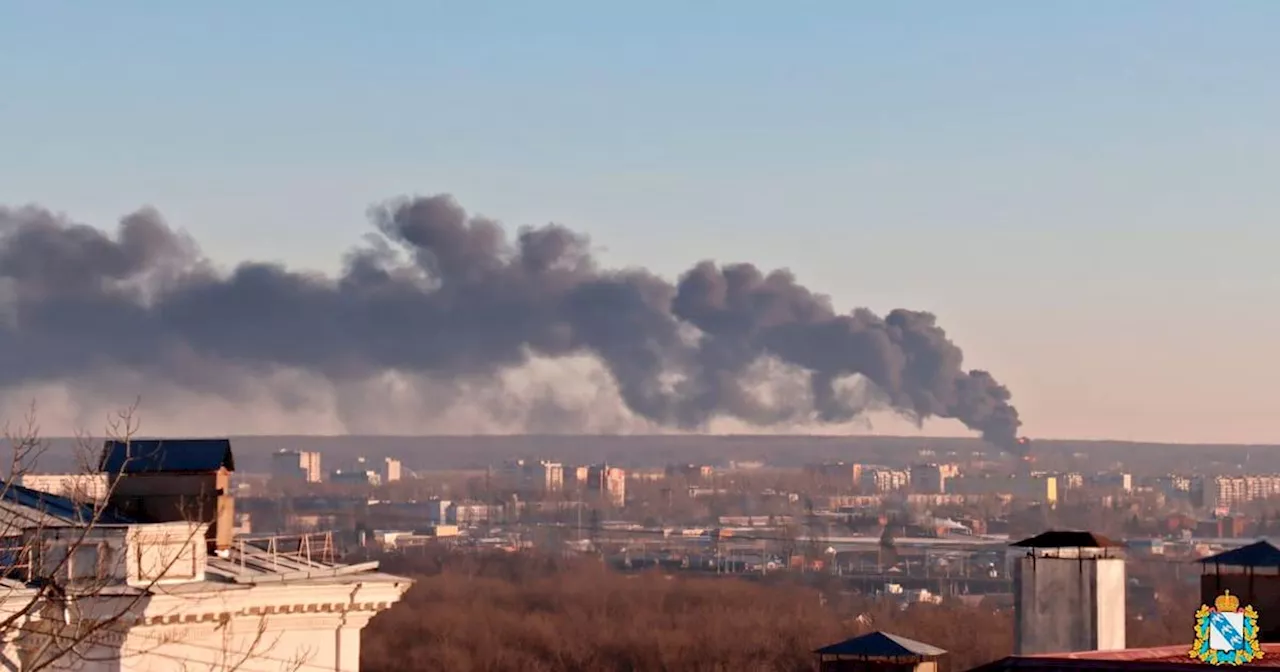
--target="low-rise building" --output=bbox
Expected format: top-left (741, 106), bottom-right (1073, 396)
top-left (0, 438), bottom-right (410, 671)
top-left (18, 473), bottom-right (110, 503)
top-left (449, 501), bottom-right (502, 526)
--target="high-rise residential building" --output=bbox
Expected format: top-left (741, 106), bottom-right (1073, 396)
top-left (497, 459), bottom-right (564, 496)
top-left (804, 462), bottom-right (862, 487)
top-left (862, 468), bottom-right (910, 493)
top-left (330, 457), bottom-right (383, 486)
top-left (271, 449), bottom-right (323, 483)
top-left (909, 463), bottom-right (957, 494)
top-left (1204, 475), bottom-right (1280, 512)
top-left (585, 464), bottom-right (626, 507)
top-left (381, 457), bottom-right (403, 483)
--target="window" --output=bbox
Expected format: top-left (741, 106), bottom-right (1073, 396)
top-left (69, 545), bottom-right (98, 581)
top-left (96, 541), bottom-right (115, 579)
top-left (134, 540), bottom-right (197, 581)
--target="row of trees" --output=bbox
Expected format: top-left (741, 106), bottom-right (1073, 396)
top-left (362, 547), bottom-right (1015, 672)
top-left (361, 544), bottom-right (1208, 671)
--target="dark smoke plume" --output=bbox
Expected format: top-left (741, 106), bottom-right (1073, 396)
top-left (0, 195), bottom-right (1023, 451)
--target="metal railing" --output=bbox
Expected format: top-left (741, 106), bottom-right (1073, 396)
top-left (234, 531), bottom-right (335, 572)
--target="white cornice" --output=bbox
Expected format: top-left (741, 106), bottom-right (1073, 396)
top-left (139, 575), bottom-right (411, 625)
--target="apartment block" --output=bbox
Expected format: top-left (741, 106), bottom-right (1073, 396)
top-left (1206, 474), bottom-right (1280, 511)
top-left (805, 462), bottom-right (863, 487)
top-left (586, 464), bottom-right (626, 507)
top-left (862, 468), bottom-right (910, 493)
top-left (497, 459), bottom-right (564, 496)
top-left (381, 457), bottom-right (403, 483)
top-left (271, 449), bottom-right (323, 483)
top-left (909, 463), bottom-right (958, 494)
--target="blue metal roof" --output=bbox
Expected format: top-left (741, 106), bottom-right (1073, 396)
top-left (813, 631), bottom-right (947, 658)
top-left (1, 482), bottom-right (136, 525)
top-left (1011, 530), bottom-right (1122, 549)
top-left (1198, 540), bottom-right (1280, 568)
top-left (99, 439), bottom-right (235, 474)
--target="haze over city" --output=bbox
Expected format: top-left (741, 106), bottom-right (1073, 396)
top-left (4, 1), bottom-right (1279, 443)
top-left (9, 5), bottom-right (1280, 672)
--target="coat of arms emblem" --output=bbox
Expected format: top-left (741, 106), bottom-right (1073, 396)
top-left (1190, 590), bottom-right (1263, 665)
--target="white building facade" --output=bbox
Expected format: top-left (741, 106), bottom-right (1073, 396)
top-left (2, 439), bottom-right (411, 671)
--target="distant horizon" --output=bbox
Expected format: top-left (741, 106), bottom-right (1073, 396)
top-left (5, 3), bottom-right (1280, 442)
top-left (31, 432), bottom-right (1280, 448)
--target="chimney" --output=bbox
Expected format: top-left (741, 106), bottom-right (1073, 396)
top-left (1012, 530), bottom-right (1126, 655)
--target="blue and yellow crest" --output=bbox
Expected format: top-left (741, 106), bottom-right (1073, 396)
top-left (1190, 590), bottom-right (1263, 665)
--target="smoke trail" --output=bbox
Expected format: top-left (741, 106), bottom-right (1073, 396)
top-left (0, 194), bottom-right (1023, 451)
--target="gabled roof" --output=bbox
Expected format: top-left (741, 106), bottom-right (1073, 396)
top-left (1199, 540), bottom-right (1280, 568)
top-left (1011, 530), bottom-right (1122, 549)
top-left (99, 439), bottom-right (235, 475)
top-left (813, 631), bottom-right (946, 658)
top-left (0, 482), bottom-right (136, 526)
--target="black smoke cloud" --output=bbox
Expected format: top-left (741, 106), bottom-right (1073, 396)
top-left (0, 195), bottom-right (1023, 451)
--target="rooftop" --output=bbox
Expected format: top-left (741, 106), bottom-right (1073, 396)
top-left (100, 438), bottom-right (235, 475)
top-left (814, 631), bottom-right (947, 659)
top-left (1199, 540), bottom-right (1280, 568)
top-left (0, 481), bottom-right (136, 526)
top-left (206, 532), bottom-right (384, 585)
top-left (1011, 530), bottom-right (1122, 549)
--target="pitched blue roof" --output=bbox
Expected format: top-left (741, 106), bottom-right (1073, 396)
top-left (1199, 540), bottom-right (1280, 568)
top-left (813, 631), bottom-right (947, 658)
top-left (1, 482), bottom-right (135, 525)
top-left (99, 439), bottom-right (235, 474)
top-left (1011, 530), bottom-right (1122, 549)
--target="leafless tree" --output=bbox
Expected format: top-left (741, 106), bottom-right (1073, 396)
top-left (0, 402), bottom-right (308, 672)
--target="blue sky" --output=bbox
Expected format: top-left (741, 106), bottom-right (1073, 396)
top-left (3, 1), bottom-right (1279, 441)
